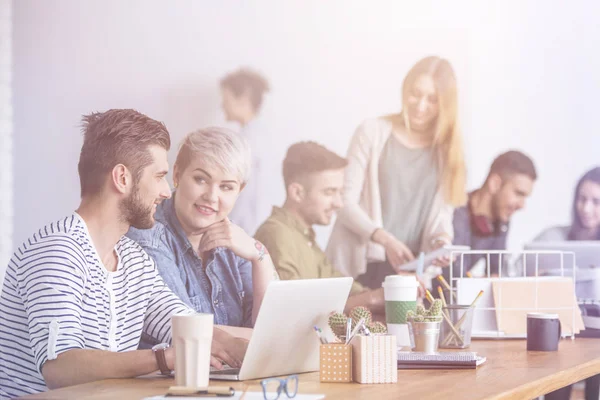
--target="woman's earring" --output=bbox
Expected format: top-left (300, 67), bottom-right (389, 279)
top-left (174, 182), bottom-right (178, 189)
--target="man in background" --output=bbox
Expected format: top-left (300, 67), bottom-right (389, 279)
top-left (220, 67), bottom-right (271, 235)
top-left (255, 142), bottom-right (385, 313)
top-left (450, 150), bottom-right (537, 278)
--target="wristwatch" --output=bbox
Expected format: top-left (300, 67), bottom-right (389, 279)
top-left (152, 343), bottom-right (171, 375)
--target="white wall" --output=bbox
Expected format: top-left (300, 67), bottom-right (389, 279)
top-left (10, 1), bottom-right (600, 281)
top-left (0, 0), bottom-right (12, 286)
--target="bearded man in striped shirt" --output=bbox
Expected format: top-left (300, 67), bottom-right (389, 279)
top-left (0, 109), bottom-right (248, 398)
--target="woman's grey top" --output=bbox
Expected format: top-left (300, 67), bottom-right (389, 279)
top-left (378, 134), bottom-right (438, 255)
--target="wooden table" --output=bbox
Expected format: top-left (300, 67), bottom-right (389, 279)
top-left (20, 339), bottom-right (600, 400)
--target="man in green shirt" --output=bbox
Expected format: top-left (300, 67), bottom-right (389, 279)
top-left (255, 142), bottom-right (384, 313)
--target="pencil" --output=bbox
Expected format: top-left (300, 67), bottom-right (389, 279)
top-left (451, 290), bottom-right (485, 334)
top-left (436, 275), bottom-right (457, 301)
top-left (438, 286), bottom-right (460, 346)
top-left (425, 289), bottom-right (435, 305)
top-left (427, 289), bottom-right (464, 346)
top-left (422, 288), bottom-right (464, 346)
top-left (239, 384), bottom-right (249, 400)
top-left (437, 286), bottom-right (448, 308)
top-left (470, 290), bottom-right (484, 308)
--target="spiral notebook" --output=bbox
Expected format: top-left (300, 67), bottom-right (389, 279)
top-left (397, 352), bottom-right (487, 369)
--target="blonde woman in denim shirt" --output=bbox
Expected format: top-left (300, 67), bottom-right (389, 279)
top-left (127, 127), bottom-right (277, 345)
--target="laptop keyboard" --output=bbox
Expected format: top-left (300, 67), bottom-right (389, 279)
top-left (210, 367), bottom-right (240, 375)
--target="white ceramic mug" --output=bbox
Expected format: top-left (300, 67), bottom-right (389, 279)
top-left (172, 313), bottom-right (214, 388)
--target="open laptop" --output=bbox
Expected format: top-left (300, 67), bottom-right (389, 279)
top-left (524, 241), bottom-right (600, 269)
top-left (209, 277), bottom-right (353, 381)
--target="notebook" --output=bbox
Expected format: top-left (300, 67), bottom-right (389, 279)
top-left (397, 351), bottom-right (487, 369)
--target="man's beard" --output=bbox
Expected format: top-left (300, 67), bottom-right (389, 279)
top-left (120, 183), bottom-right (155, 229)
top-left (490, 194), bottom-right (503, 223)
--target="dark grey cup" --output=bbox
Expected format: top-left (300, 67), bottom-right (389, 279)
top-left (527, 313), bottom-right (561, 351)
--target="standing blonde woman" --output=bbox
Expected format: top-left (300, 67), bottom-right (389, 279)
top-left (326, 56), bottom-right (467, 289)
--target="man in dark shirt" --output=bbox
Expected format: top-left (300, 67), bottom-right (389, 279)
top-left (449, 150), bottom-right (537, 279)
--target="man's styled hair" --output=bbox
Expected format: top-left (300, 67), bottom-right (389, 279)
top-left (174, 127), bottom-right (251, 185)
top-left (283, 142), bottom-right (348, 188)
top-left (78, 109), bottom-right (171, 197)
top-left (220, 67), bottom-right (270, 111)
top-left (486, 150), bottom-right (537, 183)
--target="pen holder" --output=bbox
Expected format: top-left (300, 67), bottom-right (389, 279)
top-left (319, 343), bottom-right (352, 382)
top-left (351, 334), bottom-right (397, 384)
top-left (439, 305), bottom-right (474, 349)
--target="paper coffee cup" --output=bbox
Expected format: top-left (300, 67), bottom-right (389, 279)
top-left (172, 313), bottom-right (214, 389)
top-left (383, 275), bottom-right (418, 347)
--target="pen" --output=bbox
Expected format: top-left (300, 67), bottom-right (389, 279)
top-left (359, 320), bottom-right (371, 336)
top-left (166, 386), bottom-right (234, 397)
top-left (347, 317), bottom-right (365, 343)
top-left (314, 326), bottom-right (326, 344)
top-left (318, 327), bottom-right (328, 344)
top-left (345, 317), bottom-right (352, 344)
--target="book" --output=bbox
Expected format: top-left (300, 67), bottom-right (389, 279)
top-left (397, 351), bottom-right (487, 369)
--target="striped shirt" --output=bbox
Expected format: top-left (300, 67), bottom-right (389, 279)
top-left (0, 213), bottom-right (193, 398)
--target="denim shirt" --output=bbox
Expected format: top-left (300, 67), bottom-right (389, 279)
top-left (127, 196), bottom-right (254, 337)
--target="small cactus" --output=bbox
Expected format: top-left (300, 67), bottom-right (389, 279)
top-left (425, 299), bottom-right (443, 322)
top-left (407, 300), bottom-right (442, 323)
top-left (367, 321), bottom-right (387, 334)
top-left (328, 312), bottom-right (348, 339)
top-left (327, 307), bottom-right (388, 341)
top-left (349, 306), bottom-right (372, 329)
top-left (413, 314), bottom-right (425, 322)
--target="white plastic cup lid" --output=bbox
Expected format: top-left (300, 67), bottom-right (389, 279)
top-left (527, 312), bottom-right (559, 319)
top-left (382, 275), bottom-right (418, 288)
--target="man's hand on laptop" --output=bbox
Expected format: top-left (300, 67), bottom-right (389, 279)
top-left (211, 327), bottom-right (249, 370)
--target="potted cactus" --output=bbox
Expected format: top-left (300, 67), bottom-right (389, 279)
top-left (328, 306), bottom-right (387, 343)
top-left (406, 300), bottom-right (443, 354)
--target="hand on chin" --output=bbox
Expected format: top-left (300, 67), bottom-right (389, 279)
top-left (194, 216), bottom-right (226, 234)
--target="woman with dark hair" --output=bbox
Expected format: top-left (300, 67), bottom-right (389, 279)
top-left (535, 167), bottom-right (600, 242)
top-left (534, 166), bottom-right (600, 400)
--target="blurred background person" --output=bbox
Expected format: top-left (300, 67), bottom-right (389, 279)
top-left (326, 56), bottom-right (466, 289)
top-left (533, 166), bottom-right (600, 400)
top-left (255, 142), bottom-right (385, 314)
top-left (450, 150), bottom-right (536, 279)
top-left (220, 67), bottom-right (271, 235)
top-left (535, 167), bottom-right (600, 242)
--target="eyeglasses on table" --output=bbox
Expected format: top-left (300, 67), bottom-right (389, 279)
top-left (259, 374), bottom-right (299, 400)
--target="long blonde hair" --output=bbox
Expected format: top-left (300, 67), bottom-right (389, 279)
top-left (401, 56), bottom-right (466, 207)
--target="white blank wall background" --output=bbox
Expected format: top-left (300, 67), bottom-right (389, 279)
top-left (0, 0), bottom-right (12, 286)
top-left (9, 1), bottom-right (600, 283)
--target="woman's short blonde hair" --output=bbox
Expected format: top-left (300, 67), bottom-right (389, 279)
top-left (174, 127), bottom-right (251, 185)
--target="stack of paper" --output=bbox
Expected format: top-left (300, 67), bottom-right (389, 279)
top-left (397, 351), bottom-right (486, 369)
